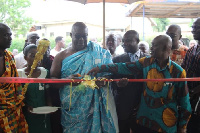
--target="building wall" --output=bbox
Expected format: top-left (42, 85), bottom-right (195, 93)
top-left (37, 22), bottom-right (103, 39)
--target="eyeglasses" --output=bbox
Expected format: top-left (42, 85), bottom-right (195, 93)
top-left (74, 34), bottom-right (88, 40)
top-left (166, 33), bottom-right (177, 38)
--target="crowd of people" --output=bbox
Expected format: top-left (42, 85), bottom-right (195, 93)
top-left (0, 17), bottom-right (200, 133)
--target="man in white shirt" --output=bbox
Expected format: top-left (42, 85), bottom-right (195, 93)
top-left (14, 32), bottom-right (40, 69)
top-left (50, 36), bottom-right (66, 57)
top-left (12, 49), bottom-right (18, 56)
top-left (115, 34), bottom-right (124, 56)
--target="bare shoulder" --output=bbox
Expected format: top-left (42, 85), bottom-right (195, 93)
top-left (51, 47), bottom-right (74, 78)
top-left (55, 47), bottom-right (72, 62)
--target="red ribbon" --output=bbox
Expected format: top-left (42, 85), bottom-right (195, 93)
top-left (0, 77), bottom-right (200, 83)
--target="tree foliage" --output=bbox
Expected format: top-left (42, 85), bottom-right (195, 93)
top-left (0, 0), bottom-right (34, 36)
top-left (8, 37), bottom-right (72, 53)
top-left (189, 18), bottom-right (194, 27)
top-left (152, 18), bottom-right (170, 32)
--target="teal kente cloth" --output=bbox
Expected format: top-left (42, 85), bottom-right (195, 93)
top-left (60, 41), bottom-right (119, 133)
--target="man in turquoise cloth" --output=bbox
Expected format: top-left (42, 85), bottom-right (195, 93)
top-left (88, 35), bottom-right (191, 133)
top-left (50, 22), bottom-right (118, 133)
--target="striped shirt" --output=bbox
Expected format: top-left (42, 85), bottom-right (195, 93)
top-left (182, 45), bottom-right (200, 90)
top-left (182, 44), bottom-right (200, 111)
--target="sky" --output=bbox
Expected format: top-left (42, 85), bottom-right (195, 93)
top-left (25, 0), bottom-right (195, 36)
top-left (26, 0), bottom-right (130, 28)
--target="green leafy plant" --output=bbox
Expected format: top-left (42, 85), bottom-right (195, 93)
top-left (7, 36), bottom-right (72, 53)
top-left (152, 18), bottom-right (170, 32)
top-left (0, 0), bottom-right (34, 37)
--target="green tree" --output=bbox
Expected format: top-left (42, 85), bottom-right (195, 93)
top-left (153, 18), bottom-right (170, 32)
top-left (0, 0), bottom-right (34, 37)
top-left (189, 18), bottom-right (194, 27)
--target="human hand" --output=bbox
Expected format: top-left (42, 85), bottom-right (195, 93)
top-left (177, 128), bottom-right (186, 133)
top-left (67, 74), bottom-right (82, 79)
top-left (67, 74), bottom-right (82, 86)
top-left (95, 77), bottom-right (106, 88)
top-left (29, 25), bottom-right (36, 32)
top-left (25, 105), bottom-right (33, 113)
top-left (117, 78), bottom-right (129, 87)
top-left (87, 67), bottom-right (100, 76)
top-left (189, 85), bottom-right (200, 98)
top-left (46, 99), bottom-right (53, 106)
top-left (189, 89), bottom-right (194, 98)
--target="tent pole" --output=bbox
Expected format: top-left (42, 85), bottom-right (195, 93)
top-left (143, 4), bottom-right (145, 41)
top-left (103, 0), bottom-right (105, 48)
top-left (131, 17), bottom-right (132, 30)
